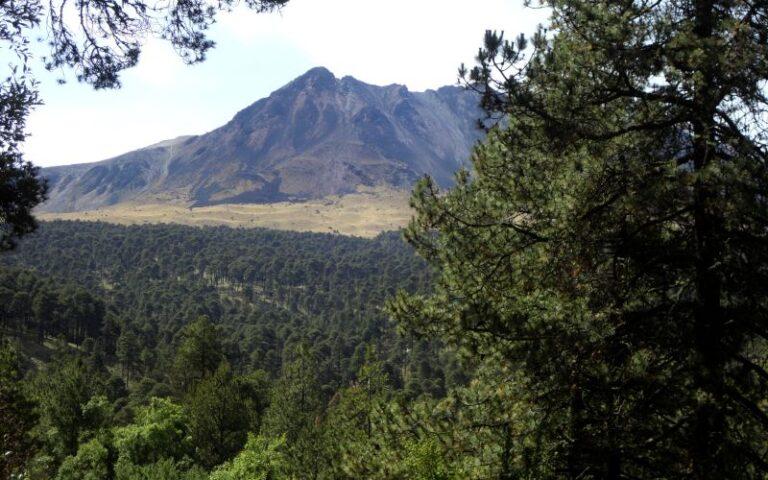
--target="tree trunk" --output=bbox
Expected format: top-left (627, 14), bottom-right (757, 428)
top-left (568, 381), bottom-right (587, 479)
top-left (690, 1), bottom-right (726, 477)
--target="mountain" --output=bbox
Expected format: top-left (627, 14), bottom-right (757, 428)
top-left (40, 67), bottom-right (482, 213)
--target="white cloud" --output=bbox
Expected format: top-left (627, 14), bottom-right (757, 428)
top-left (220, 0), bottom-right (548, 90)
top-left (125, 40), bottom-right (187, 87)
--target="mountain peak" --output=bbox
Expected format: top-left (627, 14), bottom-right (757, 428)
top-left (293, 66), bottom-right (337, 89)
top-left (40, 69), bottom-right (482, 213)
top-left (303, 66), bottom-right (334, 77)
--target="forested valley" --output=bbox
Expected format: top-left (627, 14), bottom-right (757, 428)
top-left (1, 221), bottom-right (469, 479)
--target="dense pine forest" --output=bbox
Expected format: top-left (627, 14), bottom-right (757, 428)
top-left (1, 221), bottom-right (468, 479)
top-left (0, 221), bottom-right (443, 391)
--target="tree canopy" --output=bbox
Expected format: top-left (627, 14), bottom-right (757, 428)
top-left (392, 0), bottom-right (768, 477)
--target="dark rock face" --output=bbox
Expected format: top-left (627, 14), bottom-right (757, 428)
top-left (41, 67), bottom-right (482, 212)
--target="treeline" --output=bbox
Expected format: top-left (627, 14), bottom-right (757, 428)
top-left (0, 268), bottom-right (104, 343)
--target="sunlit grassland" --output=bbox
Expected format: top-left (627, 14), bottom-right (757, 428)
top-left (36, 189), bottom-right (413, 237)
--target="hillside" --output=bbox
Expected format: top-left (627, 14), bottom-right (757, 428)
top-left (40, 67), bottom-right (481, 214)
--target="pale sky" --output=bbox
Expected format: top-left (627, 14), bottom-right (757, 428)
top-left (22, 0), bottom-right (547, 167)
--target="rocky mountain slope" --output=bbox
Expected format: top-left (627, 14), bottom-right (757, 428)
top-left (41, 67), bottom-right (481, 213)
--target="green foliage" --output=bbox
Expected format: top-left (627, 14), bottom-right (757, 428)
top-left (2, 222), bottom-right (443, 476)
top-left (390, 0), bottom-right (768, 478)
top-left (0, 341), bottom-right (38, 479)
top-left (334, 359), bottom-right (527, 479)
top-left (2, 221), bottom-right (437, 396)
top-left (55, 438), bottom-right (111, 480)
top-left (322, 353), bottom-right (390, 479)
top-left (209, 434), bottom-right (287, 480)
top-left (116, 328), bottom-right (141, 380)
top-left (0, 79), bottom-right (46, 251)
top-left (172, 317), bottom-right (224, 392)
top-left (30, 355), bottom-right (108, 458)
top-left (114, 458), bottom-right (207, 480)
top-left (113, 398), bottom-right (193, 465)
top-left (79, 396), bottom-right (114, 441)
top-left (402, 438), bottom-right (454, 480)
top-left (0, 268), bottom-right (104, 343)
top-left (261, 345), bottom-right (326, 478)
top-left (184, 364), bottom-right (253, 469)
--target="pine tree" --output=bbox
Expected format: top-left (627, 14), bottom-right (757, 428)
top-left (184, 363), bottom-right (251, 469)
top-left (261, 344), bottom-right (325, 479)
top-left (0, 342), bottom-right (37, 479)
top-left (172, 316), bottom-right (224, 392)
top-left (32, 355), bottom-right (102, 457)
top-left (323, 350), bottom-right (390, 479)
top-left (209, 434), bottom-right (287, 480)
top-left (392, 1), bottom-right (768, 478)
top-left (0, 79), bottom-right (45, 252)
top-left (116, 328), bottom-right (140, 380)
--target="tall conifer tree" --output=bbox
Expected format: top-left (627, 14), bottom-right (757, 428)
top-left (392, 1), bottom-right (768, 477)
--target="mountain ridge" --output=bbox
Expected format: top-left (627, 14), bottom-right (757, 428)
top-left (40, 67), bottom-right (481, 213)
